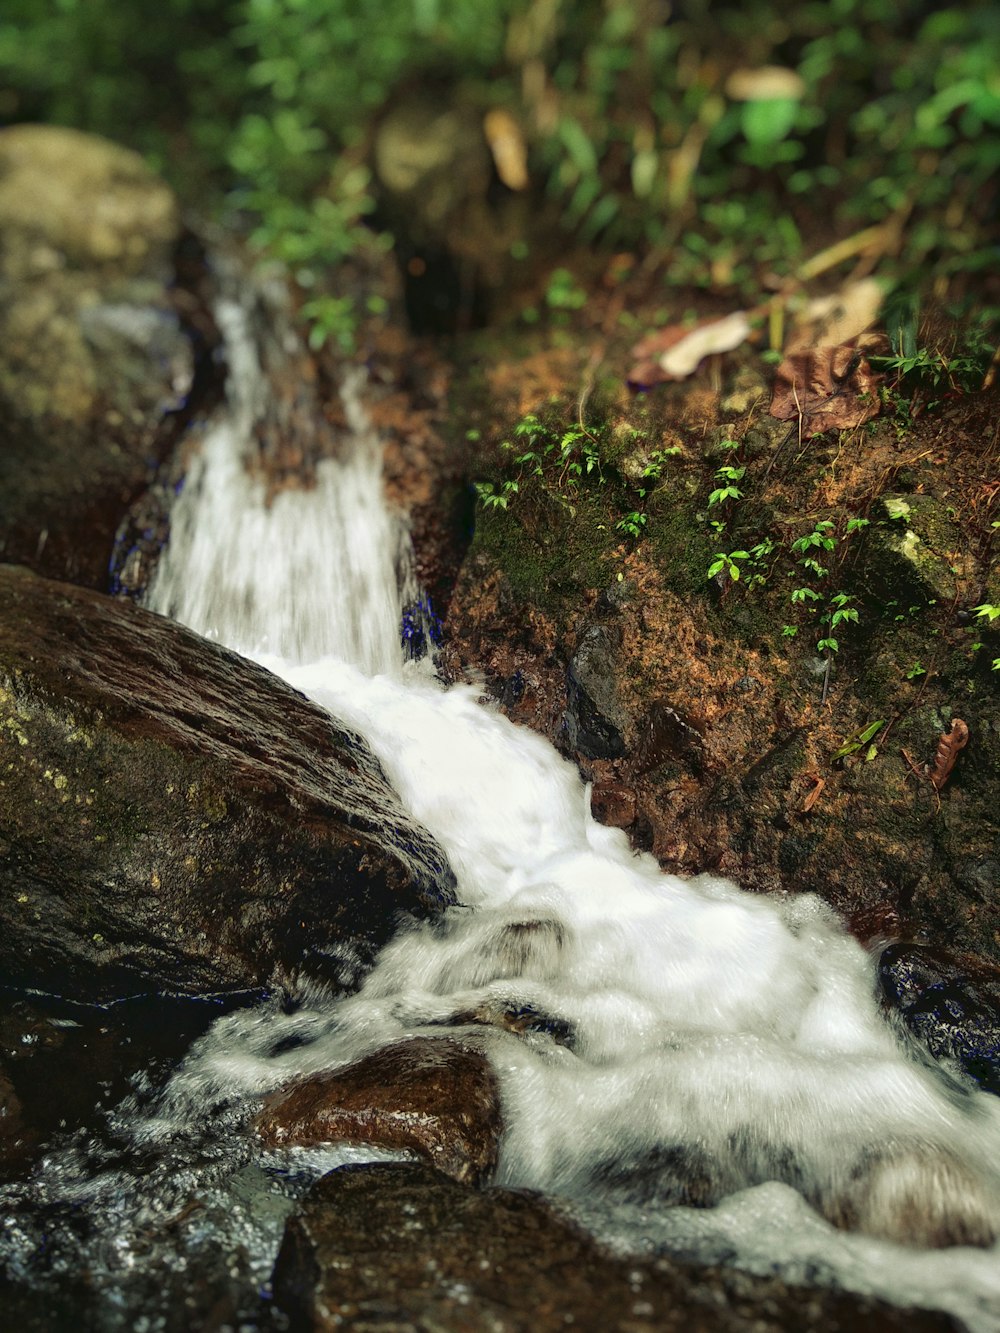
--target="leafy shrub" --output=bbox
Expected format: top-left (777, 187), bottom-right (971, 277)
top-left (2, 0), bottom-right (996, 296)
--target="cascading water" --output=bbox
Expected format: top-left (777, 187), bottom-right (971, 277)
top-left (6, 291), bottom-right (1000, 1330)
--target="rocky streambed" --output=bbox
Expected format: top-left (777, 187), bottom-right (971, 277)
top-left (2, 126), bottom-right (999, 1331)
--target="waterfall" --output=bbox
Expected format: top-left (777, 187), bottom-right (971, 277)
top-left (8, 291), bottom-right (998, 1330)
top-left (148, 298), bottom-right (406, 675)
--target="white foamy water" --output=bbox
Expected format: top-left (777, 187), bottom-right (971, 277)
top-left (140, 298), bottom-right (1000, 1328)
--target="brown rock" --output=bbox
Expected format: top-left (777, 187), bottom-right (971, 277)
top-left (590, 780), bottom-right (637, 828)
top-left (272, 1161), bottom-right (961, 1333)
top-left (257, 1037), bottom-right (501, 1185)
top-left (0, 565), bottom-right (455, 1002)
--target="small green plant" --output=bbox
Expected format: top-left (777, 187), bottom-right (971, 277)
top-left (828, 592), bottom-right (860, 632)
top-left (972, 604), bottom-right (1000, 670)
top-left (616, 511), bottom-right (648, 538)
top-left (544, 267), bottom-right (587, 312)
top-left (707, 550), bottom-right (750, 582)
top-left (474, 479), bottom-right (519, 510)
top-left (475, 409), bottom-right (612, 518)
top-left (708, 464), bottom-right (746, 508)
top-left (832, 719), bottom-right (885, 762)
top-left (905, 661), bottom-right (927, 680)
top-left (638, 445), bottom-right (682, 490)
top-left (300, 293), bottom-right (358, 351)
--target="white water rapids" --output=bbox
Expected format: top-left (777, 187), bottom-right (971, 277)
top-left (9, 294), bottom-right (999, 1328)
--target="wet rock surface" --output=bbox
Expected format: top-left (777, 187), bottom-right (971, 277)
top-left (0, 125), bottom-right (213, 589)
top-left (272, 1160), bottom-right (960, 1333)
top-left (0, 564), bottom-right (455, 1002)
top-left (258, 1037), bottom-right (501, 1184)
top-left (879, 942), bottom-right (1000, 1096)
top-left (0, 987), bottom-right (263, 1183)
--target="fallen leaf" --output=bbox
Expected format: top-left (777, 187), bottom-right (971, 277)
top-left (769, 343), bottom-right (882, 432)
top-left (801, 776), bottom-right (825, 813)
top-left (483, 108), bottom-right (529, 191)
top-left (628, 311), bottom-right (751, 387)
top-left (786, 278), bottom-right (885, 353)
top-left (725, 66), bottom-right (806, 101)
top-left (929, 718), bottom-right (969, 790)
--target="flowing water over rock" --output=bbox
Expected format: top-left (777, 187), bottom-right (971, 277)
top-left (4, 293), bottom-right (1000, 1330)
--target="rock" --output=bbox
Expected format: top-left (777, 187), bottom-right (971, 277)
top-left (878, 942), bottom-right (1000, 1096)
top-left (372, 89), bottom-right (527, 332)
top-left (565, 624), bottom-right (627, 760)
top-left (0, 1065), bottom-right (28, 1178)
top-left (272, 1160), bottom-right (960, 1332)
top-left (0, 125), bottom-right (195, 588)
top-left (590, 780), bottom-right (637, 827)
top-left (861, 495), bottom-right (964, 607)
top-left (720, 367), bottom-right (769, 416)
top-left (0, 565), bottom-right (455, 1002)
top-left (257, 1037), bottom-right (501, 1185)
top-left (0, 988), bottom-right (256, 1183)
top-left (635, 698), bottom-right (705, 775)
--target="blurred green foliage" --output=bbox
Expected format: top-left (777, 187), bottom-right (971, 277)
top-left (2, 0), bottom-right (997, 299)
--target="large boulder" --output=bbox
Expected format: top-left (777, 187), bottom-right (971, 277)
top-left (0, 564), bottom-right (455, 1002)
top-left (0, 125), bottom-right (199, 588)
top-left (272, 1161), bottom-right (959, 1332)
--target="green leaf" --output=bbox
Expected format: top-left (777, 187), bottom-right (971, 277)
top-left (832, 718), bottom-right (885, 761)
top-left (741, 97), bottom-right (800, 145)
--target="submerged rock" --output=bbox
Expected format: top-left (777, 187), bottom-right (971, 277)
top-left (257, 1037), bottom-right (501, 1185)
top-left (0, 565), bottom-right (455, 1002)
top-left (272, 1160), bottom-right (960, 1332)
top-left (0, 125), bottom-right (200, 588)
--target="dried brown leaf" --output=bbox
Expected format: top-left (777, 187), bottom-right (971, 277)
top-left (629, 312), bottom-right (751, 388)
top-left (769, 343), bottom-right (882, 432)
top-left (786, 278), bottom-right (885, 353)
top-left (725, 66), bottom-right (805, 101)
top-left (483, 108), bottom-right (529, 191)
top-left (801, 776), bottom-right (825, 813)
top-left (930, 718), bottom-right (969, 791)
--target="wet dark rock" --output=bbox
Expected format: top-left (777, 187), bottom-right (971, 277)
top-left (635, 699), bottom-right (704, 775)
top-left (565, 624), bottom-right (627, 760)
top-left (878, 943), bottom-right (1000, 1096)
top-left (257, 1037), bottom-right (501, 1185)
top-left (438, 996), bottom-right (576, 1048)
top-left (0, 565), bottom-right (455, 1003)
top-left (0, 987), bottom-right (265, 1183)
top-left (0, 1064), bottom-right (28, 1177)
top-left (0, 125), bottom-right (199, 589)
top-left (272, 1160), bottom-right (960, 1332)
top-left (860, 495), bottom-right (963, 607)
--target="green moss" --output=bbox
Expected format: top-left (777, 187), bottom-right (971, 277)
top-left (474, 486), bottom-right (616, 609)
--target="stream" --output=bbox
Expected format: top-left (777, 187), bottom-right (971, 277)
top-left (3, 292), bottom-right (1000, 1331)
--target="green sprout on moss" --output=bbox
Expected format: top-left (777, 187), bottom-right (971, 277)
top-left (707, 550), bottom-right (750, 581)
top-left (708, 463), bottom-right (746, 508)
